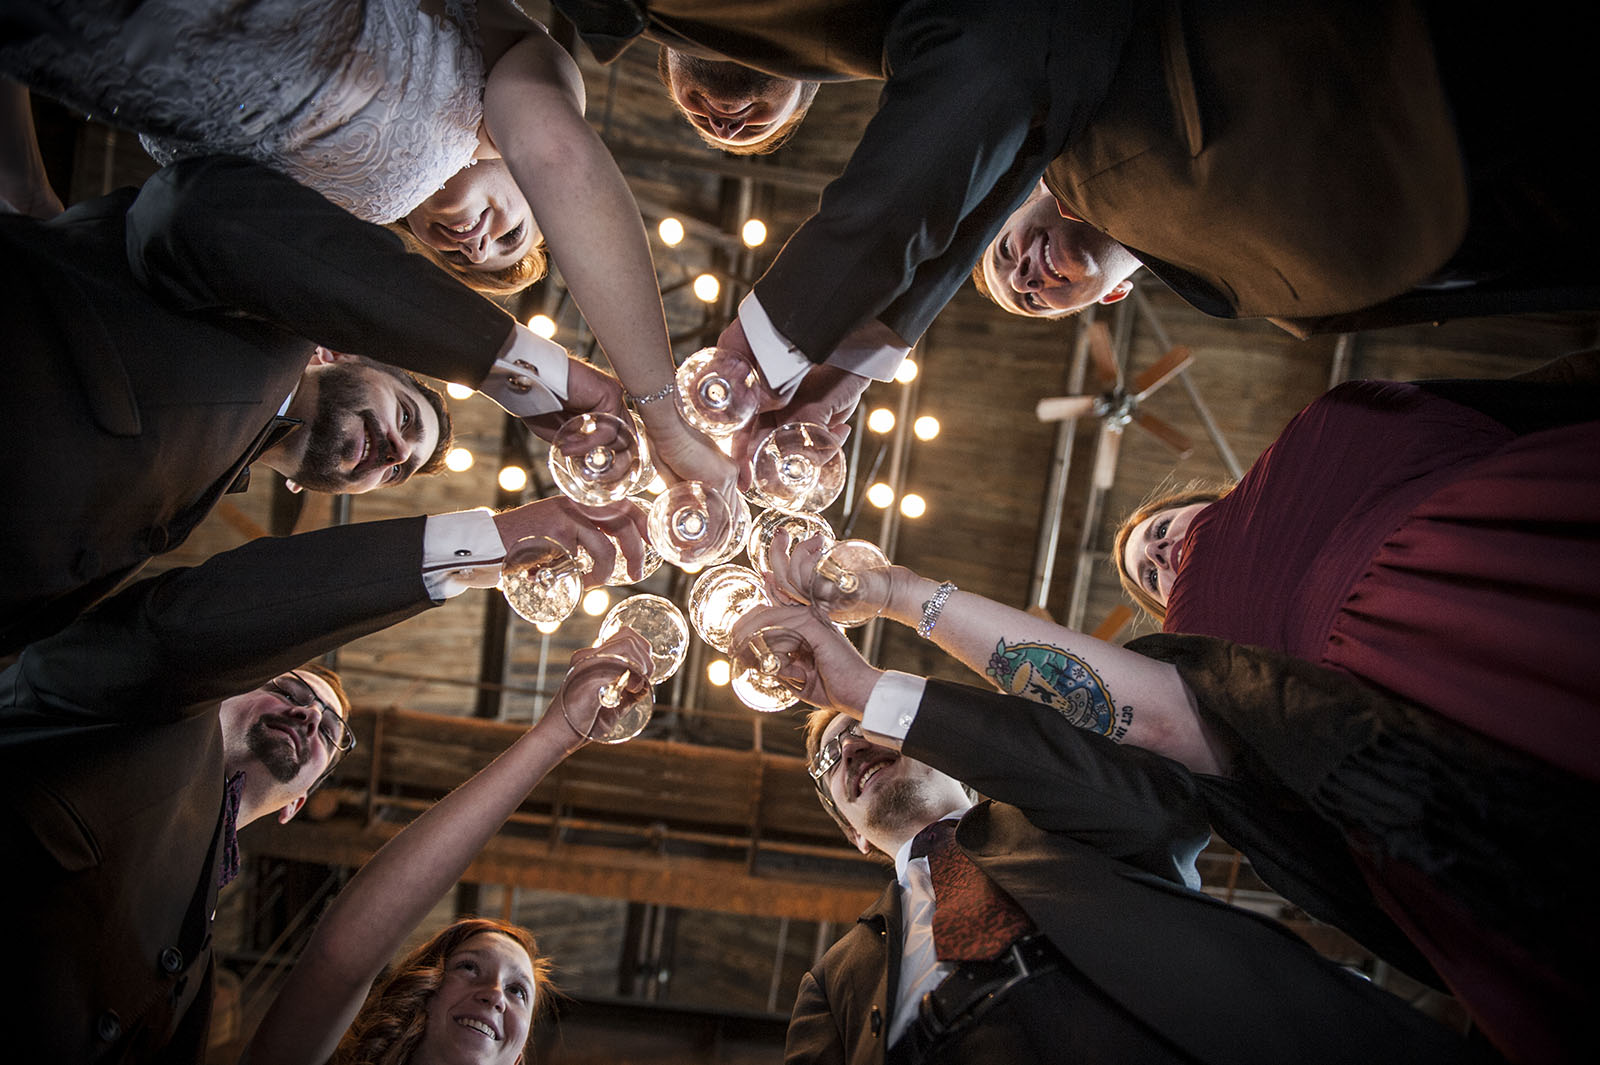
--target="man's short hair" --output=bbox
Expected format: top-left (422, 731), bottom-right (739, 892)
top-left (355, 357), bottom-right (454, 477)
top-left (656, 47), bottom-right (819, 156)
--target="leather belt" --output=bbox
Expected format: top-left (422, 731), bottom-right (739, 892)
top-left (910, 934), bottom-right (1064, 1049)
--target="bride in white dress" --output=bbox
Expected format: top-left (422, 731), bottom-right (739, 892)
top-left (1, 0), bottom-right (734, 492)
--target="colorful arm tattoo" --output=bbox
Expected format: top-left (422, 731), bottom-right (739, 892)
top-left (986, 638), bottom-right (1129, 738)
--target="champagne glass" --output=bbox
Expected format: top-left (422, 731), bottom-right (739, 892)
top-left (498, 535), bottom-right (591, 624)
top-left (699, 492), bottom-right (754, 567)
top-left (688, 564), bottom-right (772, 653)
top-left (748, 508), bottom-right (836, 576)
top-left (599, 498), bottom-right (664, 586)
top-left (562, 651), bottom-right (650, 744)
top-left (579, 595), bottom-right (690, 743)
top-left (549, 412), bottom-right (655, 506)
top-left (730, 626), bottom-right (810, 713)
top-left (647, 481), bottom-right (738, 568)
top-left (810, 540), bottom-right (890, 627)
top-left (748, 422), bottom-right (847, 513)
top-left (675, 346), bottom-right (762, 438)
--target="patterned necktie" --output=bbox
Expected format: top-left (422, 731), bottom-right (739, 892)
top-left (910, 819), bottom-right (1033, 962)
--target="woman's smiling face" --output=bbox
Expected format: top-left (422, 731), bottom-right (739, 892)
top-left (405, 160), bottom-right (536, 273)
top-left (1120, 502), bottom-right (1210, 606)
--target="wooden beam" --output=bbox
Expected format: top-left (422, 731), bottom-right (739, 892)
top-left (245, 817), bottom-right (886, 925)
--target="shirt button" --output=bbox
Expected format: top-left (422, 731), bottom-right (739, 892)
top-left (96, 1010), bottom-right (122, 1043)
top-left (159, 946), bottom-right (184, 974)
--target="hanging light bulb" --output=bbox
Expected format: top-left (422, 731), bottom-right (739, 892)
top-left (899, 493), bottom-right (927, 519)
top-left (528, 314), bottom-right (556, 339)
top-left (866, 482), bottom-right (894, 508)
top-left (446, 383), bottom-right (475, 400)
top-left (867, 408), bottom-right (896, 434)
top-left (707, 658), bottom-right (731, 686)
top-left (741, 218), bottom-right (767, 247)
top-left (658, 217), bottom-right (685, 246)
top-left (913, 415), bottom-right (941, 441)
top-left (894, 360), bottom-right (919, 384)
top-left (581, 588), bottom-right (611, 616)
top-left (498, 465), bottom-right (528, 492)
top-left (534, 619), bottom-right (562, 634)
top-left (445, 447), bottom-right (475, 472)
top-left (693, 273), bottom-right (721, 303)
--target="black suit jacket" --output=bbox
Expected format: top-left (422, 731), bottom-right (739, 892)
top-left (784, 679), bottom-right (1475, 1065)
top-left (0, 516), bottom-right (437, 1064)
top-left (0, 155), bottom-right (515, 654)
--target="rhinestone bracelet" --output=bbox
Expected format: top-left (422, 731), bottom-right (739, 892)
top-left (627, 382), bottom-right (676, 405)
top-left (917, 581), bottom-right (957, 639)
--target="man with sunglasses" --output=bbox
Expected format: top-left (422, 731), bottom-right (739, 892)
top-left (733, 606), bottom-right (1479, 1065)
top-left (0, 492), bottom-right (646, 1064)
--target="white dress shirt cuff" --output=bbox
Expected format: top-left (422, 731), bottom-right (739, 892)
top-left (421, 509), bottom-right (507, 599)
top-left (739, 294), bottom-right (912, 391)
top-left (475, 323), bottom-right (571, 417)
top-left (862, 670), bottom-right (928, 749)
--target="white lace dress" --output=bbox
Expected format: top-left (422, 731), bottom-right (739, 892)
top-left (1, 0), bottom-right (485, 223)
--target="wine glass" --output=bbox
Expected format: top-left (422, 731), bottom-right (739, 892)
top-left (748, 508), bottom-right (836, 576)
top-left (675, 346), bottom-right (762, 438)
top-left (597, 498), bottom-right (664, 586)
top-left (730, 625), bottom-right (809, 713)
top-left (578, 595), bottom-right (691, 743)
top-left (809, 540), bottom-right (890, 627)
top-left (748, 422), bottom-right (847, 513)
top-left (498, 536), bottom-right (591, 624)
top-left (562, 651), bottom-right (651, 745)
top-left (699, 491), bottom-right (754, 567)
top-left (647, 481), bottom-right (738, 568)
top-left (688, 564), bottom-right (772, 652)
top-left (548, 412), bottom-right (655, 506)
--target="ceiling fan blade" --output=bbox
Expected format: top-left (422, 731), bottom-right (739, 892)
top-left (1131, 410), bottom-right (1195, 458)
top-left (1089, 604), bottom-right (1135, 642)
top-left (1035, 394), bottom-right (1099, 422)
top-left (1092, 424), bottom-right (1123, 489)
top-left (1085, 321), bottom-right (1122, 389)
top-left (1131, 344), bottom-right (1193, 401)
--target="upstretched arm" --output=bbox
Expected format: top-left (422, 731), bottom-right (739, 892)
top-left (481, 30), bottom-right (736, 499)
top-left (243, 633), bottom-right (652, 1065)
top-left (0, 81), bottom-right (64, 218)
top-left (765, 535), bottom-right (1226, 774)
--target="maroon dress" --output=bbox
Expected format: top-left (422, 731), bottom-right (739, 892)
top-left (1161, 380), bottom-right (1600, 1062)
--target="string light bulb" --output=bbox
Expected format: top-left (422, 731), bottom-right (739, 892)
top-left (867, 408), bottom-right (896, 434)
top-left (581, 588), bottom-right (611, 617)
top-left (899, 493), bottom-right (927, 518)
top-left (527, 314), bottom-right (556, 339)
top-left (741, 219), bottom-right (767, 247)
top-left (707, 658), bottom-right (731, 686)
top-left (866, 482), bottom-right (894, 508)
top-left (913, 415), bottom-right (941, 441)
top-left (894, 360), bottom-right (919, 384)
top-left (446, 383), bottom-right (475, 400)
top-left (498, 465), bottom-right (528, 493)
top-left (535, 619), bottom-right (562, 634)
top-left (658, 217), bottom-right (685, 246)
top-left (444, 447), bottom-right (475, 472)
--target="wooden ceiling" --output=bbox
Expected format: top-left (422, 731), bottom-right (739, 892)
top-left (29, 4), bottom-right (1599, 1058)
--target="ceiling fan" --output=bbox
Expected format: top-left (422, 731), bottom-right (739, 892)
top-left (1034, 322), bottom-right (1195, 487)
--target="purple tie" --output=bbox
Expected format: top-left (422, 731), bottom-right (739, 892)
top-left (911, 819), bottom-right (1033, 962)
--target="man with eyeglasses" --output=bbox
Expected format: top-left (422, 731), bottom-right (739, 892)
top-left (0, 492), bottom-right (647, 1064)
top-left (735, 607), bottom-right (1480, 1065)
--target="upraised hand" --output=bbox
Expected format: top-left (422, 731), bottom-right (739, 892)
top-left (727, 604), bottom-right (883, 716)
top-left (762, 531), bottom-right (902, 627)
top-left (518, 358), bottom-right (629, 441)
top-left (548, 628), bottom-right (655, 745)
top-left (492, 495), bottom-right (649, 587)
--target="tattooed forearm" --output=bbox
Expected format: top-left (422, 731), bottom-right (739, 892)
top-left (986, 638), bottom-right (1117, 735)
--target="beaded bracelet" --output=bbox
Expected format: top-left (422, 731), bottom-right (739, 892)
top-left (917, 581), bottom-right (957, 639)
top-left (627, 382), bottom-right (676, 405)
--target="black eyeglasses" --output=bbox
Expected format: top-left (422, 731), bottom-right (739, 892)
top-left (264, 672), bottom-right (356, 755)
top-left (808, 721), bottom-right (866, 785)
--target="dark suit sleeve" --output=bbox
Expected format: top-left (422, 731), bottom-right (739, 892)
top-left (751, 0), bottom-right (1131, 361)
top-left (783, 970), bottom-right (847, 1065)
top-left (0, 518), bottom-right (435, 737)
top-left (123, 155), bottom-right (514, 386)
top-left (905, 678), bottom-right (1211, 886)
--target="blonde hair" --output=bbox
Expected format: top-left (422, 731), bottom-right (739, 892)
top-left (334, 918), bottom-right (553, 1065)
top-left (1112, 481), bottom-right (1231, 623)
top-left (387, 223), bottom-right (547, 296)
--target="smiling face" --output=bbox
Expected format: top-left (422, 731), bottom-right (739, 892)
top-left (274, 355), bottom-right (442, 494)
top-left (1119, 502), bottom-right (1210, 608)
top-left (218, 670), bottom-right (345, 824)
top-left (980, 183), bottom-right (1140, 317)
top-left (662, 49), bottom-right (813, 151)
top-left (413, 932), bottom-right (537, 1065)
top-left (404, 160), bottom-right (537, 273)
top-left (812, 713), bottom-right (969, 856)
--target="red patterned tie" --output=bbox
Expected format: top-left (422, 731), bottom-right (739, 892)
top-left (911, 819), bottom-right (1034, 962)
